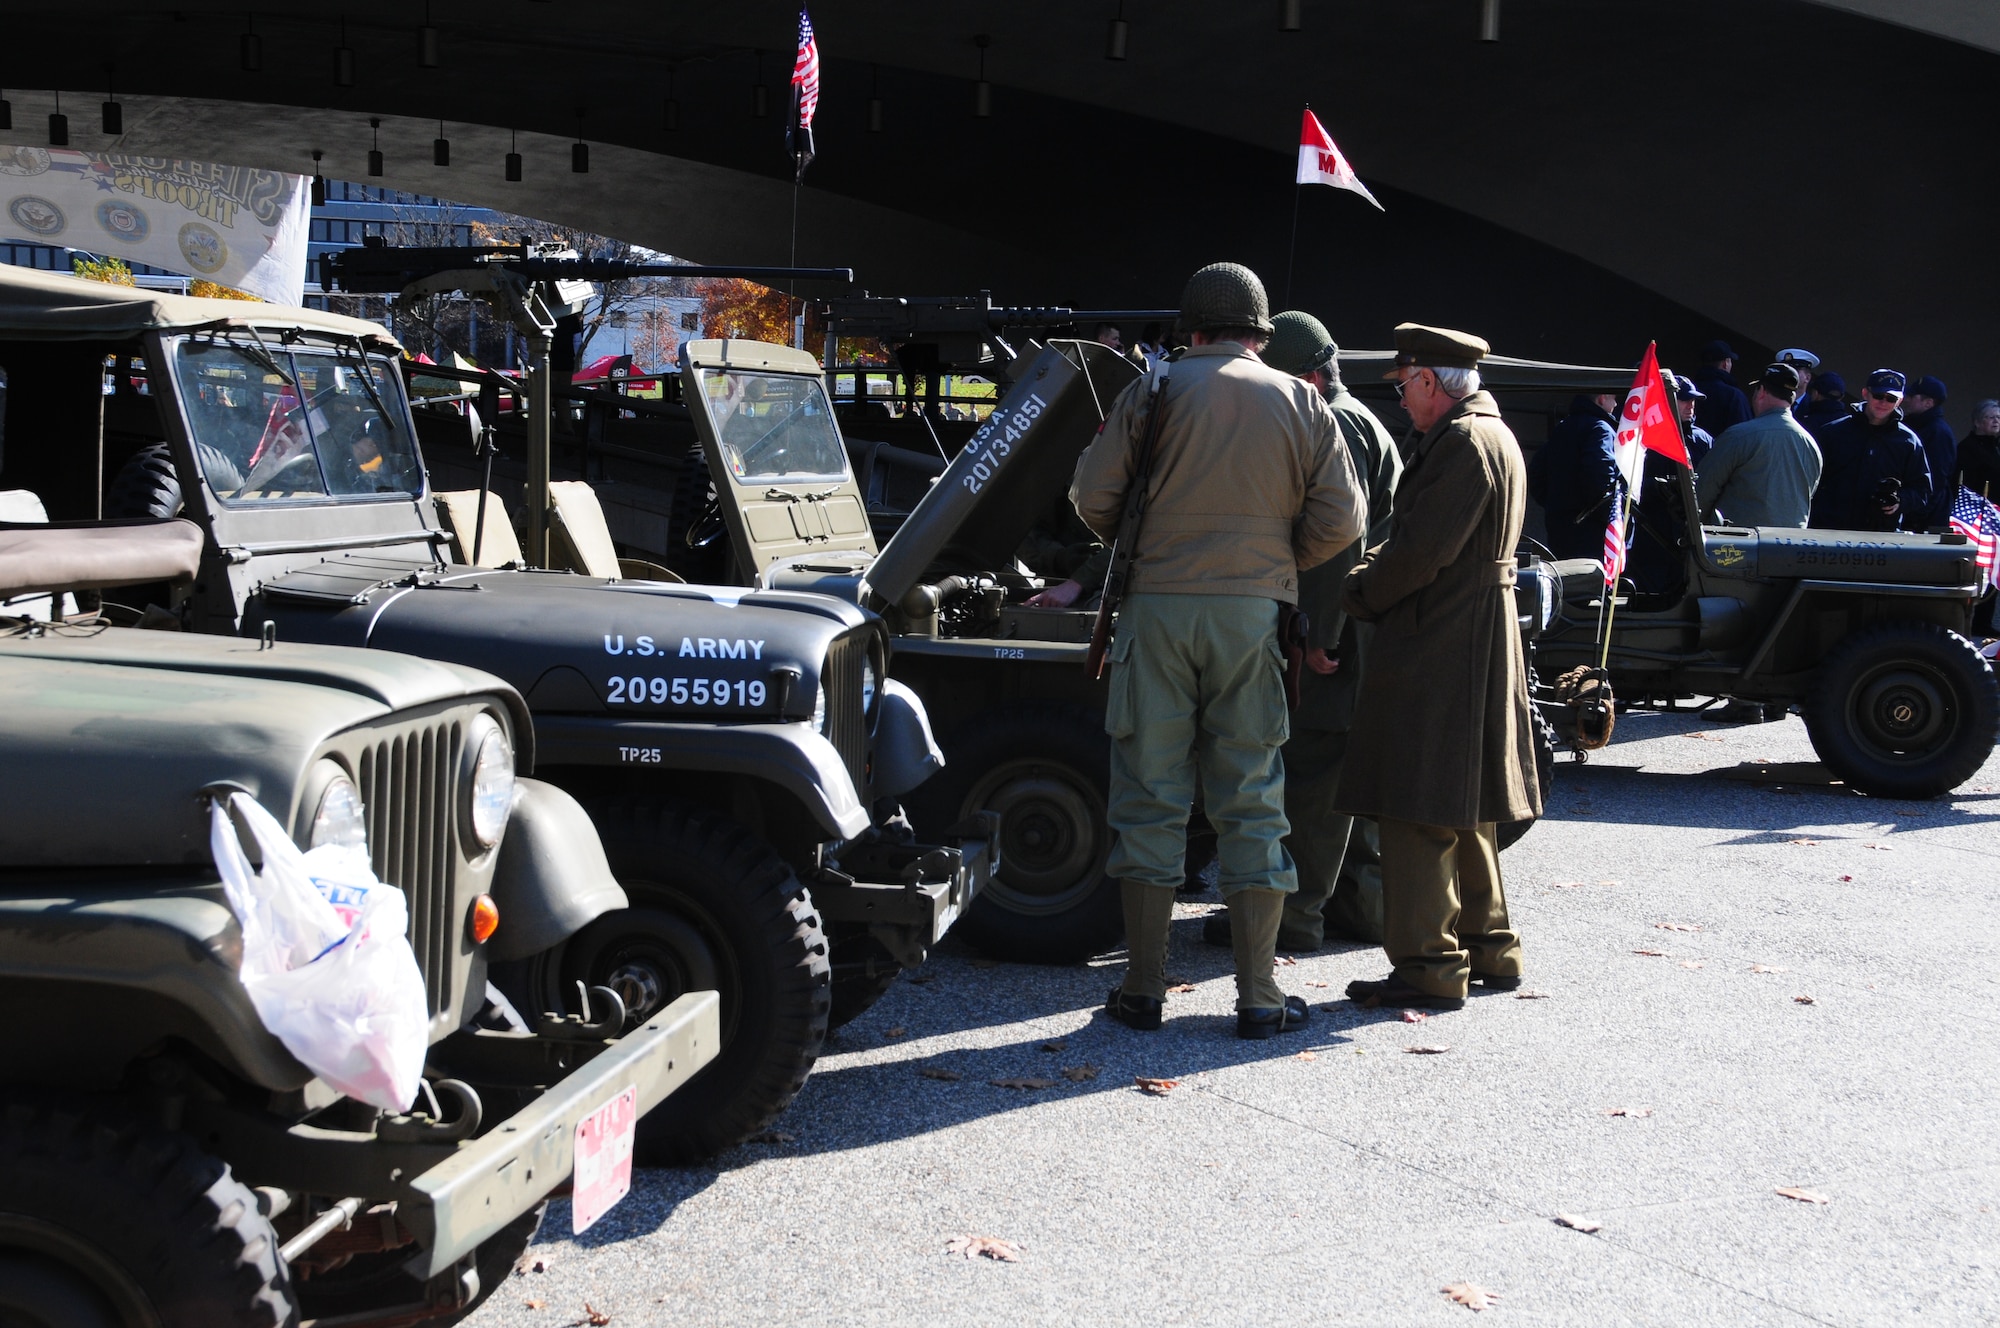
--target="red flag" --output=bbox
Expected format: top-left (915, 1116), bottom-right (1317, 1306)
top-left (1615, 343), bottom-right (1689, 466)
top-left (1296, 108), bottom-right (1383, 211)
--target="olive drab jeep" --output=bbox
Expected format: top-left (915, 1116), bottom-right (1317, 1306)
top-left (0, 264), bottom-right (991, 1165)
top-left (0, 519), bottom-right (719, 1327)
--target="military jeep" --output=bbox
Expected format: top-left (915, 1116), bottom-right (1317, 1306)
top-left (0, 519), bottom-right (719, 1326)
top-left (0, 264), bottom-right (990, 1164)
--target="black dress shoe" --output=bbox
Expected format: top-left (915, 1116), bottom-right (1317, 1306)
top-left (1237, 995), bottom-right (1312, 1040)
top-left (1344, 974), bottom-right (1466, 1011)
top-left (1471, 972), bottom-right (1523, 991)
top-left (1106, 986), bottom-right (1163, 1031)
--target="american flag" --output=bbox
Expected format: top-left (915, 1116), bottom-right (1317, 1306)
top-left (1602, 501), bottom-right (1628, 588)
top-left (1949, 485), bottom-right (2000, 586)
top-left (786, 9), bottom-right (819, 182)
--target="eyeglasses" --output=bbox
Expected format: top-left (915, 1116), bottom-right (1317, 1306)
top-left (1393, 370), bottom-right (1423, 400)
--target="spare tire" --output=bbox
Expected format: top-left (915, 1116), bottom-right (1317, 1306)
top-left (105, 442), bottom-right (183, 519)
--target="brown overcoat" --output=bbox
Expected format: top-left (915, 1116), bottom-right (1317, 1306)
top-left (1333, 390), bottom-right (1541, 828)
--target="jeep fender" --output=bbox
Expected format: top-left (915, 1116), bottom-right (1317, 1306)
top-left (532, 716), bottom-right (871, 841)
top-left (873, 678), bottom-right (944, 799)
top-left (485, 778), bottom-right (629, 962)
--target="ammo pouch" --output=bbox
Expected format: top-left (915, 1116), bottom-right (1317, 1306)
top-left (1276, 602), bottom-right (1311, 713)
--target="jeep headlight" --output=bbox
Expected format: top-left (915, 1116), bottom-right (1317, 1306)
top-left (811, 680), bottom-right (830, 734)
top-left (464, 716), bottom-right (515, 849)
top-left (309, 775), bottom-right (369, 852)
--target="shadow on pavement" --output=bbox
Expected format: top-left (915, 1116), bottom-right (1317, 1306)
top-left (1538, 761), bottom-right (2000, 836)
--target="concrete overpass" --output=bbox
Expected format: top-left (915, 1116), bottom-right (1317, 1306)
top-left (1, 1), bottom-right (1992, 403)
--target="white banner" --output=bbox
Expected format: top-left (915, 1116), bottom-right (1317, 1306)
top-left (0, 147), bottom-right (309, 304)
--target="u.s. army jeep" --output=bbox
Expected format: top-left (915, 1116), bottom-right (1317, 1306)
top-left (0, 519), bottom-right (719, 1326)
top-left (0, 264), bottom-right (989, 1163)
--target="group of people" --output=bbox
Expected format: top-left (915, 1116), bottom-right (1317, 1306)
top-left (1531, 339), bottom-right (2000, 595)
top-left (1062, 261), bottom-right (1538, 1036)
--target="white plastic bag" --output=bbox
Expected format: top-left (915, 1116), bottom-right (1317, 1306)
top-left (209, 791), bottom-right (429, 1112)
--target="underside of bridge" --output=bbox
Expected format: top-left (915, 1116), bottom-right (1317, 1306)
top-left (1, 1), bottom-right (1992, 393)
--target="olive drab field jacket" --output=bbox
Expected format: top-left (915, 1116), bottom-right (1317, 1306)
top-left (1334, 389), bottom-right (1540, 829)
top-left (1069, 341), bottom-right (1366, 603)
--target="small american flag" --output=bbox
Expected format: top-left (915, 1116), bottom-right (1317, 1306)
top-left (1601, 503), bottom-right (1628, 588)
top-left (786, 9), bottom-right (819, 182)
top-left (1949, 485), bottom-right (2000, 586)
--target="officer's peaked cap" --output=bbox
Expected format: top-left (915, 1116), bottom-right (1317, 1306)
top-left (1265, 310), bottom-right (1339, 377)
top-left (1386, 322), bottom-right (1489, 378)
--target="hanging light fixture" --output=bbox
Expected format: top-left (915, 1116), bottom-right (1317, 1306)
top-left (1280, 0), bottom-right (1301, 31)
top-left (1106, 1), bottom-right (1129, 60)
top-left (48, 91), bottom-right (68, 147)
top-left (868, 64), bottom-right (882, 133)
top-left (102, 70), bottom-right (122, 135)
top-left (972, 35), bottom-right (992, 118)
top-left (310, 149), bottom-right (326, 206)
top-left (505, 128), bottom-right (522, 182)
top-left (367, 116), bottom-right (383, 176)
top-left (664, 66), bottom-right (680, 132)
top-left (572, 110), bottom-right (589, 173)
top-left (753, 50), bottom-right (769, 118)
top-left (335, 15), bottom-right (355, 86)
top-left (433, 119), bottom-right (449, 166)
top-left (0, 87), bottom-right (10, 134)
top-left (242, 13), bottom-right (263, 71)
top-left (419, 1), bottom-right (439, 67)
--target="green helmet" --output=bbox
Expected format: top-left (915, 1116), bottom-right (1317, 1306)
top-left (1178, 262), bottom-right (1273, 335)
top-left (1264, 310), bottom-right (1339, 378)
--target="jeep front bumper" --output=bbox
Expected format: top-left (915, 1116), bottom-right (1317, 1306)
top-left (811, 815), bottom-right (997, 968)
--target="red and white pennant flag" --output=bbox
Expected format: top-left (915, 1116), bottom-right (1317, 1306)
top-left (1603, 342), bottom-right (1690, 587)
top-left (1297, 108), bottom-right (1383, 211)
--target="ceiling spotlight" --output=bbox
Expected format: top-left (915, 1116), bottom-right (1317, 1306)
top-left (434, 119), bottom-right (449, 166)
top-left (572, 111), bottom-right (589, 173)
top-left (335, 15), bottom-right (355, 86)
top-left (102, 71), bottom-right (122, 135)
top-left (506, 129), bottom-right (522, 182)
top-left (242, 13), bottom-right (263, 71)
top-left (419, 1), bottom-right (439, 67)
top-left (1280, 0), bottom-right (1301, 31)
top-left (973, 34), bottom-right (992, 118)
top-left (311, 149), bottom-right (326, 205)
top-left (367, 116), bottom-right (383, 177)
top-left (1106, 2), bottom-right (1129, 60)
top-left (48, 91), bottom-right (68, 147)
top-left (753, 50), bottom-right (769, 118)
top-left (868, 64), bottom-right (882, 133)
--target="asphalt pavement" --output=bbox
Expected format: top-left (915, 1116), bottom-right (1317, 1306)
top-left (470, 705), bottom-right (2000, 1327)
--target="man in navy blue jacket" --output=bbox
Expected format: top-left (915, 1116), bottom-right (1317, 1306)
top-left (1528, 392), bottom-right (1624, 560)
top-left (1690, 340), bottom-right (1753, 438)
top-left (1810, 370), bottom-right (1934, 532)
top-left (1903, 375), bottom-right (1957, 527)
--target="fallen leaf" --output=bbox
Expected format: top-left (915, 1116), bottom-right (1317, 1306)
top-left (1654, 922), bottom-right (1704, 932)
top-left (1441, 1282), bottom-right (1502, 1311)
top-left (1679, 960), bottom-right (1706, 970)
top-left (1404, 1045), bottom-right (1451, 1055)
top-left (1839, 874), bottom-right (1854, 882)
top-left (1603, 1106), bottom-right (1653, 1117)
top-left (1061, 1064), bottom-right (1100, 1082)
top-left (746, 1129), bottom-right (796, 1144)
top-left (1515, 991), bottom-right (1549, 1000)
top-left (1294, 1050), bottom-right (1317, 1062)
top-left (1401, 1009), bottom-right (1430, 1023)
top-left (945, 1235), bottom-right (1022, 1262)
top-left (989, 1077), bottom-right (1057, 1090)
top-left (1135, 1076), bottom-right (1178, 1095)
top-left (1598, 879), bottom-right (1621, 886)
top-left (1551, 880), bottom-right (1588, 888)
top-left (920, 1066), bottom-right (963, 1082)
top-left (1863, 842), bottom-right (1894, 851)
top-left (1750, 964), bottom-right (1789, 973)
top-left (1776, 1187), bottom-right (1830, 1204)
top-left (1633, 949), bottom-right (1667, 957)
top-left (526, 1300), bottom-right (546, 1311)
top-left (565, 1305), bottom-right (611, 1328)
top-left (1794, 995), bottom-right (1816, 1005)
top-left (1554, 1212), bottom-right (1602, 1233)
top-left (1274, 955), bottom-right (1298, 966)
top-left (1683, 731), bottom-right (1724, 741)
top-left (1305, 980), bottom-right (1330, 988)
top-left (1166, 983), bottom-right (1198, 994)
top-left (883, 1026), bottom-right (908, 1039)
top-left (1038, 1039), bottom-right (1069, 1053)
top-left (1786, 838), bottom-right (1820, 846)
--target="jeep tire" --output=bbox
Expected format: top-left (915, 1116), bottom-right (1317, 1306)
top-left (906, 704), bottom-right (1122, 964)
top-left (556, 799), bottom-right (830, 1164)
top-left (0, 1096), bottom-right (297, 1328)
top-left (1805, 620), bottom-right (2000, 799)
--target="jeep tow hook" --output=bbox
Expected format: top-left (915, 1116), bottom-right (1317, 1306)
top-left (535, 981), bottom-right (627, 1042)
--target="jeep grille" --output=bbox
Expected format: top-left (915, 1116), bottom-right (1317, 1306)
top-left (357, 720), bottom-right (463, 1020)
top-left (822, 631), bottom-right (871, 795)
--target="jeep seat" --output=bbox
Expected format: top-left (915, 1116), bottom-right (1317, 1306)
top-left (434, 488), bottom-right (524, 568)
top-left (0, 517), bottom-right (203, 599)
top-left (1551, 557), bottom-right (1607, 605)
top-left (547, 481), bottom-right (681, 583)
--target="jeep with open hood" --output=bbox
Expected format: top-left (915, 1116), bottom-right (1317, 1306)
top-left (0, 517), bottom-right (719, 1326)
top-left (0, 264), bottom-right (990, 1165)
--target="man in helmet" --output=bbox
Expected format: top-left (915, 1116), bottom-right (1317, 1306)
top-left (1338, 323), bottom-right (1542, 1012)
top-left (1199, 310), bottom-right (1401, 954)
top-left (1071, 263), bottom-right (1366, 1039)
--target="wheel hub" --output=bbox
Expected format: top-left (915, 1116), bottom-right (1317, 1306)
top-left (1855, 667), bottom-right (1949, 753)
top-left (966, 763), bottom-right (1107, 913)
top-left (604, 962), bottom-right (666, 1020)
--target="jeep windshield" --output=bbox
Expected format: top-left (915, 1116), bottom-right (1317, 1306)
top-left (170, 336), bottom-right (424, 503)
top-left (694, 368), bottom-right (847, 484)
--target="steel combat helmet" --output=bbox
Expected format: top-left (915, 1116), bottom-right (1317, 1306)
top-left (1177, 262), bottom-right (1273, 335)
top-left (1264, 311), bottom-right (1339, 377)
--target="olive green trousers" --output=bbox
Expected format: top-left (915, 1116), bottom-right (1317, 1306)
top-left (1377, 817), bottom-right (1522, 998)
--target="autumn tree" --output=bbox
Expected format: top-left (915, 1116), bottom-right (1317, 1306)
top-left (72, 256), bottom-right (136, 286)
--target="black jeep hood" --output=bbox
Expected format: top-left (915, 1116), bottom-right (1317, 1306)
top-left (254, 556), bottom-right (877, 723)
top-left (863, 339), bottom-right (1139, 606)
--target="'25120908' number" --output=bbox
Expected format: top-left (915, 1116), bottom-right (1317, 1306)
top-left (606, 675), bottom-right (767, 706)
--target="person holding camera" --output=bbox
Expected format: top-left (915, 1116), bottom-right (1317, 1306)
top-left (1808, 369), bottom-right (1934, 533)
